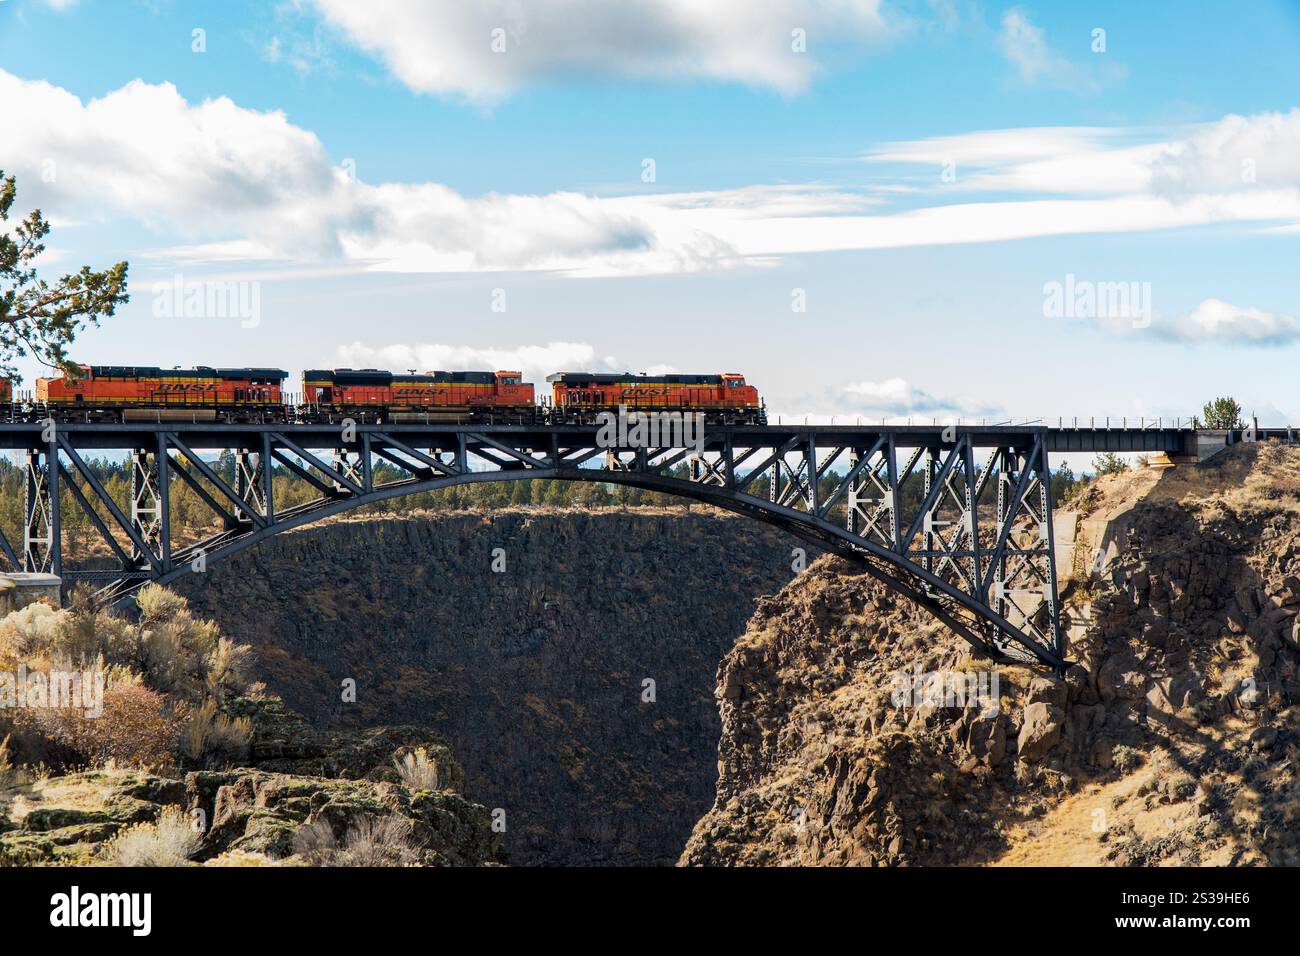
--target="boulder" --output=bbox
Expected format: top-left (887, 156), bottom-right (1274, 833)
top-left (1025, 676), bottom-right (1068, 709)
top-left (1017, 702), bottom-right (1064, 762)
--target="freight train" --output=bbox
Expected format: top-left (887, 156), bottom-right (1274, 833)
top-left (18, 365), bottom-right (765, 425)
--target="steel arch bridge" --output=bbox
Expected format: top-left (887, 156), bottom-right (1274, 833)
top-left (0, 420), bottom-right (1202, 672)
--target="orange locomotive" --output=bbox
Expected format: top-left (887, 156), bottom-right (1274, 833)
top-left (301, 368), bottom-right (536, 423)
top-left (547, 372), bottom-right (765, 424)
top-left (36, 365), bottom-right (289, 422)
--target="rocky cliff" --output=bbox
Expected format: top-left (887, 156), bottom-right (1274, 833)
top-left (176, 508), bottom-right (797, 866)
top-left (1, 697), bottom-right (504, 866)
top-left (683, 443), bottom-right (1300, 866)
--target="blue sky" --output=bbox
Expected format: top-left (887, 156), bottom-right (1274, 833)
top-left (2, 0), bottom-right (1299, 424)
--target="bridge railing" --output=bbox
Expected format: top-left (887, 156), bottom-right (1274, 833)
top-left (769, 415), bottom-right (1199, 429)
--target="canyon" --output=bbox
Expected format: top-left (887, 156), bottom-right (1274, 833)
top-left (177, 507), bottom-right (798, 866)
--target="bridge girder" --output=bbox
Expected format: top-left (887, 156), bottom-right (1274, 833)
top-left (1, 422), bottom-right (1074, 670)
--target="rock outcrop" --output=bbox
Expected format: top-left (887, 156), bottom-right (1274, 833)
top-left (177, 508), bottom-right (796, 865)
top-left (0, 697), bottom-right (505, 866)
top-left (683, 444), bottom-right (1300, 867)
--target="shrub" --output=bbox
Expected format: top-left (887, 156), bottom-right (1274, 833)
top-left (394, 747), bottom-right (440, 791)
top-left (204, 638), bottom-right (254, 703)
top-left (108, 808), bottom-right (201, 866)
top-left (181, 699), bottom-right (252, 765)
top-left (134, 584), bottom-right (188, 624)
top-left (291, 816), bottom-right (418, 867)
top-left (290, 818), bottom-right (338, 865)
top-left (32, 683), bottom-right (182, 771)
top-left (0, 733), bottom-right (13, 786)
top-left (333, 816), bottom-right (417, 867)
top-left (0, 603), bottom-right (66, 659)
top-left (1112, 744), bottom-right (1142, 773)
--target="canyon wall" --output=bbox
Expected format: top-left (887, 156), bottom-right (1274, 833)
top-left (177, 507), bottom-right (798, 865)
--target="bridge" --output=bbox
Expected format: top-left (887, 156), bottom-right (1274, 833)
top-left (0, 419), bottom-right (1263, 672)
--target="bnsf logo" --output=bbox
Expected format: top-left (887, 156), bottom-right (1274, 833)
top-left (157, 383), bottom-right (218, 392)
top-left (620, 387), bottom-right (669, 398)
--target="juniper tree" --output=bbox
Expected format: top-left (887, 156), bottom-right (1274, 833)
top-left (0, 171), bottom-right (129, 379)
top-left (1199, 396), bottom-right (1243, 430)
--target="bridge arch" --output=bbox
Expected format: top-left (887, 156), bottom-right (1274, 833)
top-left (4, 422), bottom-right (1078, 670)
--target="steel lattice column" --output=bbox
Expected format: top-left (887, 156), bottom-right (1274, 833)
top-left (989, 442), bottom-right (1061, 661)
top-left (234, 449), bottom-right (267, 520)
top-left (23, 447), bottom-right (58, 574)
top-left (129, 440), bottom-right (173, 572)
top-left (331, 448), bottom-right (365, 493)
top-left (130, 449), bottom-right (161, 563)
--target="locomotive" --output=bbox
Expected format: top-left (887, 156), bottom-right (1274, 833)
top-left (547, 372), bottom-right (764, 425)
top-left (300, 368), bottom-right (536, 423)
top-left (36, 365), bottom-right (289, 422)
top-left (26, 365), bottom-right (764, 425)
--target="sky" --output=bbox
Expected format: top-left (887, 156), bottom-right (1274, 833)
top-left (1, 0), bottom-right (1299, 425)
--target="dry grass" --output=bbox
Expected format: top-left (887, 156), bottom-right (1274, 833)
top-left (107, 807), bottom-right (201, 867)
top-left (181, 699), bottom-right (253, 765)
top-left (291, 815), bottom-right (418, 867)
top-left (393, 747), bottom-right (440, 791)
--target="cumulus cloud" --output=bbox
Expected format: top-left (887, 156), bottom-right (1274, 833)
top-left (310, 0), bottom-right (887, 101)
top-left (837, 378), bottom-right (1001, 419)
top-left (0, 69), bottom-right (677, 275)
top-left (5, 69), bottom-right (1300, 278)
top-left (1150, 298), bottom-right (1300, 347)
top-left (1151, 109), bottom-right (1300, 197)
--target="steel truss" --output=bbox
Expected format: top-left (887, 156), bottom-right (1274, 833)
top-left (0, 422), bottom-right (1081, 670)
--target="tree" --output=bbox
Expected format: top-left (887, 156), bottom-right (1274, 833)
top-left (1050, 463), bottom-right (1079, 505)
top-left (0, 172), bottom-right (129, 378)
top-left (1092, 451), bottom-right (1129, 477)
top-left (1199, 396), bottom-right (1243, 430)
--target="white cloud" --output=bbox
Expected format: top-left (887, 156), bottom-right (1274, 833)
top-left (1151, 110), bottom-right (1300, 196)
top-left (866, 126), bottom-right (1164, 194)
top-left (838, 377), bottom-right (1001, 419)
top-left (997, 8), bottom-right (1121, 95)
top-left (4, 69), bottom-right (1300, 279)
top-left (871, 111), bottom-right (1300, 197)
top-left (310, 0), bottom-right (888, 101)
top-left (1151, 298), bottom-right (1300, 346)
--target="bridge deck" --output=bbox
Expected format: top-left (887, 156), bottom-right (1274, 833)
top-left (0, 420), bottom-right (1223, 454)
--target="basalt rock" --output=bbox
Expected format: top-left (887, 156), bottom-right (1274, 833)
top-left (684, 445), bottom-right (1300, 866)
top-left (178, 509), bottom-right (796, 866)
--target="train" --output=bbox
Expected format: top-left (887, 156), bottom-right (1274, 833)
top-left (18, 365), bottom-right (766, 425)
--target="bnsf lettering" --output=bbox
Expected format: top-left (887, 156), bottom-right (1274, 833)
top-left (620, 387), bottom-right (670, 398)
top-left (157, 382), bottom-right (217, 392)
